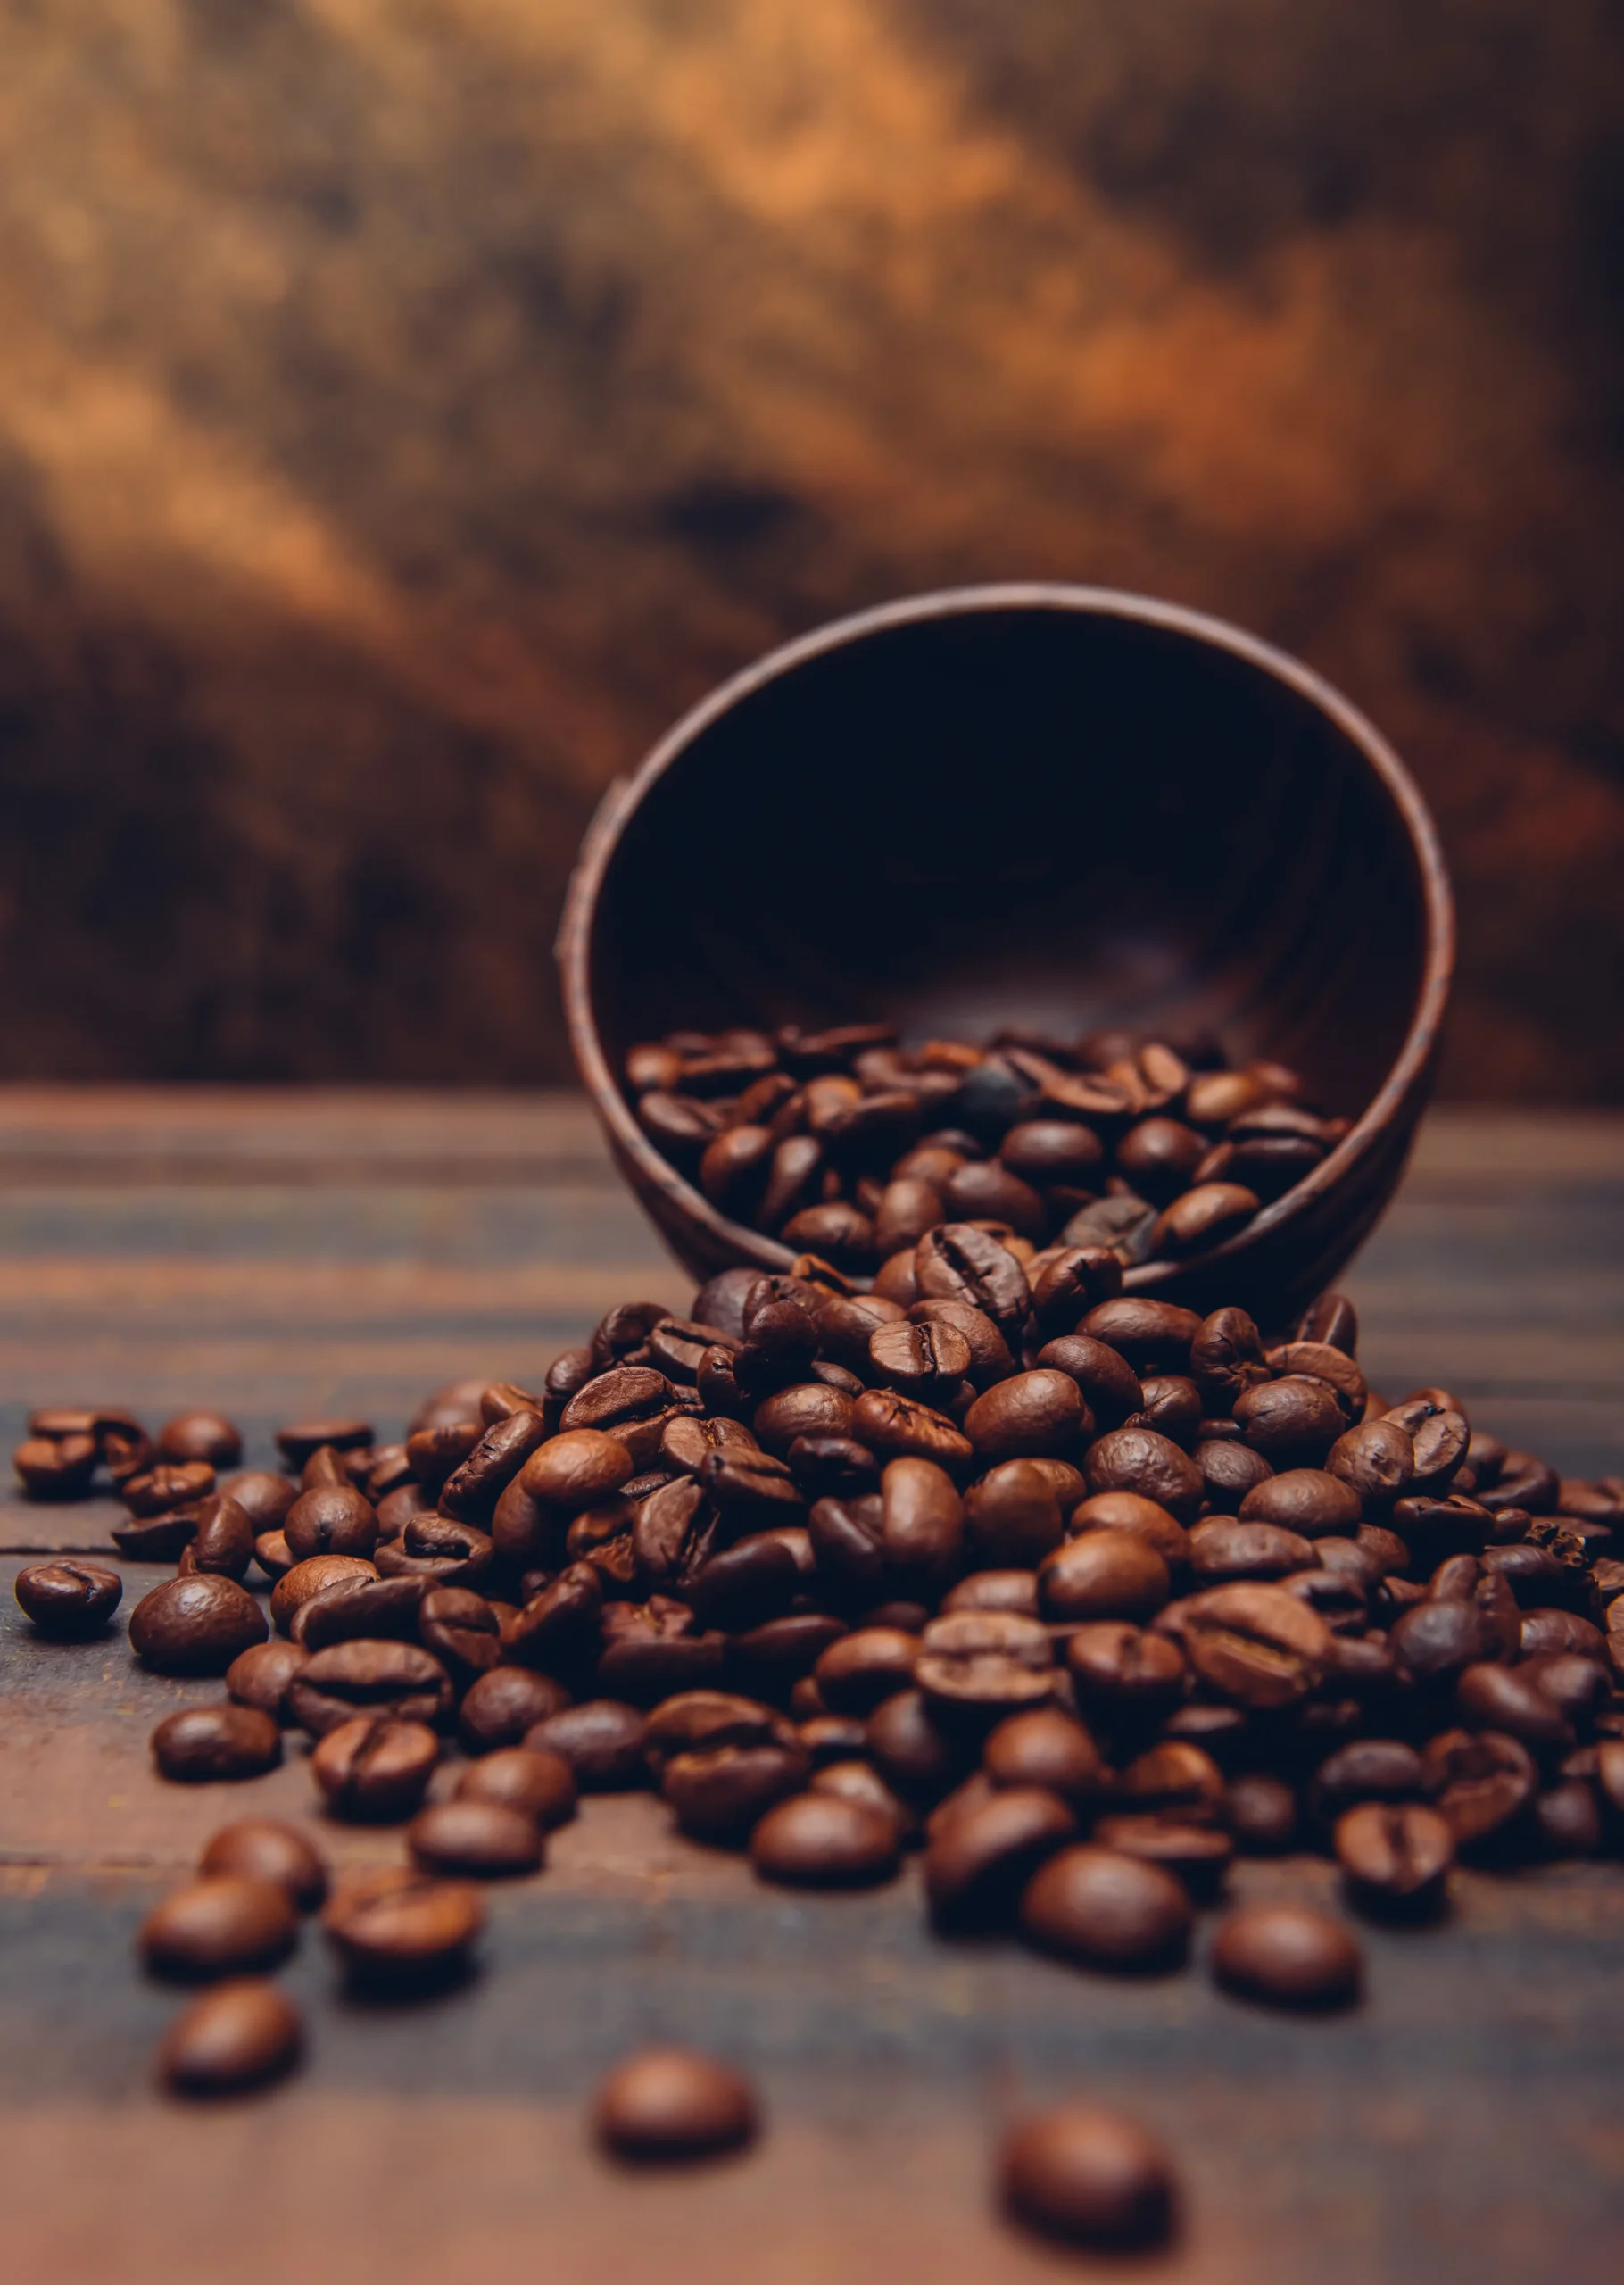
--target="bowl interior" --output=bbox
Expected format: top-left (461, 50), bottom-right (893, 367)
top-left (589, 598), bottom-right (1432, 1124)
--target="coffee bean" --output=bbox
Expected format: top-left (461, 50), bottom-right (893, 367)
top-left (226, 1639), bottom-right (310, 1723)
top-left (1327, 1420), bottom-right (1415, 1508)
top-left (311, 1716), bottom-right (440, 1821)
top-left (121, 1459), bottom-right (216, 1516)
top-left (999, 2104), bottom-right (1174, 2250)
top-left (1210, 1902), bottom-right (1363, 2008)
top-left (322, 1866), bottom-right (484, 1985)
top-left (288, 1640), bottom-right (452, 1736)
top-left (1019, 1845), bottom-right (1192, 1969)
top-left (1083, 1428), bottom-right (1204, 1522)
top-left (14, 1558), bottom-right (122, 1638)
top-left (982, 1707), bottom-right (1109, 1806)
top-left (964, 1461), bottom-right (1065, 1568)
top-left (1151, 1181), bottom-right (1260, 1255)
top-left (157, 1411), bottom-right (243, 1468)
top-left (942, 1569), bottom-right (1040, 1618)
top-left (152, 1706), bottom-right (282, 1783)
top-left (290, 1573), bottom-right (426, 1651)
top-left (526, 1700), bottom-right (649, 1790)
top-left (270, 1554), bottom-right (377, 1633)
top-left (1227, 1773), bottom-right (1298, 1853)
top-left (278, 1419), bottom-right (373, 1470)
top-left (1065, 1620), bottom-right (1187, 1721)
top-left (1120, 1739), bottom-right (1227, 1821)
top-left (409, 1799), bottom-right (543, 1877)
top-left (1310, 1739), bottom-right (1427, 1827)
top-left (849, 1389), bottom-right (972, 1468)
top-left (140, 1876), bottom-right (299, 1982)
top-left (812, 1627), bottom-right (917, 1714)
top-left (158, 1979), bottom-right (303, 2097)
top-left (916, 1611), bottom-right (1055, 1718)
top-left (750, 1791), bottom-right (900, 1886)
top-left (1067, 1489), bottom-right (1189, 1566)
top-left (1335, 1801), bottom-right (1454, 1913)
top-left (1456, 1660), bottom-right (1573, 1748)
top-left (456, 1746), bottom-right (577, 1829)
top-left (662, 1741), bottom-right (808, 1843)
top-left (1188, 1518), bottom-right (1315, 1583)
top-left (1038, 1530), bottom-right (1170, 1622)
top-left (129, 1575), bottom-right (268, 1675)
top-left (1239, 1468), bottom-right (1363, 1535)
top-left (12, 1432), bottom-right (98, 1499)
top-left (1091, 1814), bottom-right (1233, 1899)
top-left (866, 1689), bottom-right (967, 1801)
top-left (199, 1819), bottom-right (327, 1910)
top-left (926, 1785), bottom-right (1078, 1929)
top-left (1164, 1583), bottom-right (1332, 1708)
top-left (915, 1224), bottom-right (1030, 1337)
top-left (182, 1494), bottom-right (256, 1580)
top-left (593, 2048), bottom-right (758, 2163)
top-left (1077, 1300), bottom-right (1202, 1374)
top-left (965, 1371), bottom-right (1085, 1460)
top-left (1234, 1376), bottom-right (1346, 1467)
top-left (1422, 1727), bottom-right (1537, 1854)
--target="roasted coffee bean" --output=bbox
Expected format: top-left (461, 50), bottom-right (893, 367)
top-left (374, 1512), bottom-right (493, 1588)
top-left (282, 1483), bottom-right (378, 1563)
top-left (965, 1371), bottom-right (1085, 1460)
top-left (157, 1410), bottom-right (243, 1467)
top-left (925, 1784), bottom-right (1078, 1929)
top-left (226, 1639), bottom-right (310, 1723)
top-left (916, 1610), bottom-right (1055, 1718)
top-left (1211, 1903), bottom-right (1363, 2008)
top-left (121, 1460), bottom-right (218, 1518)
top-left (437, 1409), bottom-right (549, 1523)
top-left (1336, 1801), bottom-right (1454, 1913)
top-left (593, 2048), bottom-right (758, 2163)
top-left (526, 1700), bottom-right (649, 1790)
top-left (1189, 1518), bottom-right (1315, 1583)
top-left (1196, 1440), bottom-right (1275, 1508)
top-left (699, 1444), bottom-right (806, 1519)
top-left (866, 1688), bottom-right (967, 1801)
top-left (849, 1389), bottom-right (972, 1469)
top-left (1234, 1376), bottom-right (1346, 1467)
top-left (1268, 1342), bottom-right (1368, 1419)
top-left (1390, 1598), bottom-right (1500, 1690)
top-left (417, 1586), bottom-right (503, 1682)
top-left (915, 1223), bottom-right (1030, 1336)
top-left (1239, 1469), bottom-right (1363, 1535)
top-left (175, 1494), bottom-right (254, 1581)
top-left (1533, 1779), bottom-right (1602, 1857)
top-left (1091, 1814), bottom-right (1232, 1899)
top-left (158, 1979), bottom-right (303, 2098)
top-left (140, 1875), bottom-right (299, 1982)
top-left (1456, 1661), bottom-right (1573, 1748)
top-left (311, 1716), bottom-right (440, 1822)
top-left (1020, 1844), bottom-right (1192, 1969)
top-left (943, 1569), bottom-right (1040, 1617)
top-left (1039, 1530), bottom-right (1170, 1622)
top-left (12, 1431), bottom-right (98, 1499)
top-left (783, 1432), bottom-right (878, 1500)
top-left (1227, 1773), bottom-right (1298, 1853)
top-left (983, 1707), bottom-right (1108, 1806)
top-left (1164, 1583), bottom-right (1332, 1708)
top-left (1077, 1300), bottom-right (1202, 1374)
top-left (322, 1866), bottom-right (484, 1985)
top-left (1520, 1608), bottom-right (1607, 1659)
top-left (867, 1317), bottom-right (973, 1398)
top-left (1065, 1622), bottom-right (1187, 1721)
top-left (750, 1791), bottom-right (899, 1886)
top-left (129, 1575), bottom-right (268, 1675)
top-left (1119, 1739), bottom-right (1226, 1822)
top-left (729, 1611), bottom-right (848, 1698)
top-left (14, 1558), bottom-right (122, 1638)
top-left (999, 2103), bottom-right (1174, 2251)
top-left (1067, 1490), bottom-right (1189, 1566)
top-left (272, 1558), bottom-right (378, 1639)
top-left (683, 1534), bottom-right (802, 1631)
top-left (1327, 1420), bottom-right (1414, 1508)
top-left (752, 1383), bottom-right (853, 1456)
top-left (662, 1739), bottom-right (808, 1842)
top-left (1129, 1374), bottom-right (1203, 1446)
top-left (1311, 1738), bottom-right (1427, 1827)
top-left (1151, 1182), bottom-right (1260, 1255)
top-left (962, 1460), bottom-right (1065, 1568)
top-left (1423, 1727), bottom-right (1537, 1853)
top-left (409, 1799), bottom-right (543, 1878)
top-left (290, 1573), bottom-right (425, 1651)
top-left (812, 1627), bottom-right (917, 1714)
top-left (560, 1367), bottom-right (675, 1467)
top-left (288, 1641), bottom-right (452, 1736)
top-left (152, 1706), bottom-right (282, 1782)
top-left (518, 1429), bottom-right (634, 1512)
top-left (456, 1745), bottom-right (577, 1829)
top-left (1083, 1427), bottom-right (1203, 1522)
top-left (797, 1714), bottom-right (870, 1766)
top-left (1520, 1652), bottom-right (1612, 1725)
top-left (505, 1562), bottom-right (604, 1673)
top-left (220, 1471), bottom-right (298, 1532)
top-left (199, 1819), bottom-right (327, 1910)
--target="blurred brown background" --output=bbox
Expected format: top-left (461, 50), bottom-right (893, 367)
top-left (1, 1), bottom-right (1621, 1096)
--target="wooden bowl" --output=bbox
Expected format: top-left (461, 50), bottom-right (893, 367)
top-left (559, 585), bottom-right (1453, 1323)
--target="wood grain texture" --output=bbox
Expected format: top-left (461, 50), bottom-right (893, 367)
top-left (1, 6), bottom-right (1622, 1095)
top-left (0, 1088), bottom-right (1621, 2278)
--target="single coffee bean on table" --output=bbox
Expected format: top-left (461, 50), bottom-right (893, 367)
top-left (998, 2103), bottom-right (1176, 2250)
top-left (157, 1979), bottom-right (303, 2098)
top-left (1210, 1902), bottom-right (1364, 2009)
top-left (13, 1559), bottom-right (123, 1638)
top-left (199, 1819), bottom-right (328, 1911)
top-left (593, 2048), bottom-right (759, 2163)
top-left (139, 1875), bottom-right (300, 1982)
top-left (151, 1705), bottom-right (282, 1783)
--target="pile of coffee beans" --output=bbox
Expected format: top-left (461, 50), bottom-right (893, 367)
top-left (14, 1242), bottom-right (1624, 2250)
top-left (624, 1021), bottom-right (1352, 1270)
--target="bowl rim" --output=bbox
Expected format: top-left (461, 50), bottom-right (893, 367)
top-left (559, 580), bottom-right (1455, 1296)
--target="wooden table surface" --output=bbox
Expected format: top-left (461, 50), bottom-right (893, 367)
top-left (2, 1091), bottom-right (1620, 2283)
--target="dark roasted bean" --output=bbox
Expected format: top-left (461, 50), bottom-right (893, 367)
top-left (14, 1558), bottom-right (122, 1638)
top-left (152, 1706), bottom-right (281, 1783)
top-left (129, 1575), bottom-right (268, 1675)
top-left (158, 1980), bottom-right (304, 2097)
top-left (1336, 1801), bottom-right (1454, 1913)
top-left (1211, 1902), bottom-right (1363, 2007)
top-left (311, 1716), bottom-right (440, 1822)
top-left (926, 1785), bottom-right (1078, 1929)
top-left (322, 1866), bottom-right (483, 1985)
top-left (1019, 1844), bottom-right (1192, 1969)
top-left (456, 1746), bottom-right (577, 1829)
top-left (526, 1700), bottom-right (649, 1790)
top-left (999, 2104), bottom-right (1174, 2250)
top-left (750, 1791), bottom-right (899, 1886)
top-left (593, 2048), bottom-right (758, 2162)
top-left (140, 1876), bottom-right (299, 1982)
top-left (199, 1819), bottom-right (327, 1910)
top-left (226, 1639), bottom-right (311, 1723)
